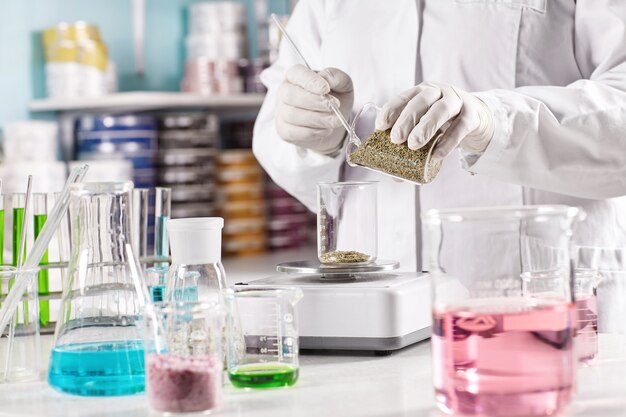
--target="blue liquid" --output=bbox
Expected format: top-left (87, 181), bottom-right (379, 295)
top-left (48, 340), bottom-right (145, 396)
top-left (149, 285), bottom-right (165, 302)
top-left (155, 215), bottom-right (170, 261)
top-left (172, 286), bottom-right (198, 302)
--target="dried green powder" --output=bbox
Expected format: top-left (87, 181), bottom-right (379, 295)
top-left (319, 250), bottom-right (371, 264)
top-left (347, 129), bottom-right (442, 184)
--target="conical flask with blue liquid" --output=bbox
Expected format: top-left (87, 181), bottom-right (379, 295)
top-left (48, 182), bottom-right (145, 396)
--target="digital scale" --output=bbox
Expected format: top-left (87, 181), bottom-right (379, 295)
top-left (236, 260), bottom-right (432, 354)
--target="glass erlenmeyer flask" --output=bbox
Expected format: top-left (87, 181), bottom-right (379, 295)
top-left (165, 217), bottom-right (238, 367)
top-left (165, 218), bottom-right (227, 304)
top-left (48, 182), bottom-right (146, 396)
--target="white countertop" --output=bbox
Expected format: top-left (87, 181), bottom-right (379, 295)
top-left (3, 339), bottom-right (626, 417)
top-left (0, 340), bottom-right (434, 417)
top-left (222, 247), bottom-right (317, 285)
top-left (2, 249), bottom-right (626, 417)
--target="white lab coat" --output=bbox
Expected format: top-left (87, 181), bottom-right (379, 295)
top-left (253, 0), bottom-right (626, 273)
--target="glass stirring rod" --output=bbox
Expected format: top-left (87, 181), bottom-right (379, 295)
top-left (270, 13), bottom-right (355, 138)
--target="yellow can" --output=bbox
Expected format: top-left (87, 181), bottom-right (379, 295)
top-left (42, 22), bottom-right (101, 50)
top-left (72, 21), bottom-right (101, 43)
top-left (42, 23), bottom-right (72, 48)
top-left (45, 40), bottom-right (79, 63)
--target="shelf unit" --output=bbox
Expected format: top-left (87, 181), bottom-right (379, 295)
top-left (29, 91), bottom-right (266, 161)
top-left (29, 92), bottom-right (266, 113)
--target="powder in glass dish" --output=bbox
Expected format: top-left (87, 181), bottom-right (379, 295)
top-left (146, 353), bottom-right (222, 414)
top-left (348, 129), bottom-right (442, 184)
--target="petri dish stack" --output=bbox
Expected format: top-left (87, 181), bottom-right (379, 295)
top-left (157, 113), bottom-right (219, 218)
top-left (266, 179), bottom-right (315, 251)
top-left (76, 114), bottom-right (158, 189)
top-left (182, 2), bottom-right (247, 95)
top-left (216, 150), bottom-right (268, 257)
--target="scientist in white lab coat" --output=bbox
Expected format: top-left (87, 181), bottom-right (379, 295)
top-left (252, 0), bottom-right (626, 272)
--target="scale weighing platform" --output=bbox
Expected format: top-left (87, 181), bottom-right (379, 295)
top-left (236, 260), bottom-right (432, 354)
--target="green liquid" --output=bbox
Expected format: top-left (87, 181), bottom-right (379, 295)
top-left (12, 207), bottom-right (25, 266)
top-left (0, 209), bottom-right (4, 265)
top-left (34, 214), bottom-right (49, 327)
top-left (228, 363), bottom-right (299, 388)
top-left (11, 207), bottom-right (27, 324)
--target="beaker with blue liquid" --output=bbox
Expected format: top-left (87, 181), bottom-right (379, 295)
top-left (48, 182), bottom-right (146, 396)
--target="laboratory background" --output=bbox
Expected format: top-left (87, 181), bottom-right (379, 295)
top-left (0, 1), bottom-right (626, 417)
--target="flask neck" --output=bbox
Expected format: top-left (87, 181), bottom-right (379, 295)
top-left (71, 190), bottom-right (133, 263)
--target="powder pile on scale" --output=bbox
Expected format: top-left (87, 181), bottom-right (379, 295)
top-left (320, 250), bottom-right (371, 264)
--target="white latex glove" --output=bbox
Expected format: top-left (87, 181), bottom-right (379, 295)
top-left (375, 82), bottom-right (494, 160)
top-left (276, 64), bottom-right (354, 155)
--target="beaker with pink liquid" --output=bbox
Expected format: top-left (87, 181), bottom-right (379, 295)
top-left (422, 206), bottom-right (584, 417)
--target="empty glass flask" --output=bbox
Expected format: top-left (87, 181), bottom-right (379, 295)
top-left (165, 217), bottom-right (227, 305)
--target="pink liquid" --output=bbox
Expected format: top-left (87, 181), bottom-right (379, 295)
top-left (575, 294), bottom-right (598, 363)
top-left (432, 298), bottom-right (575, 417)
top-left (147, 354), bottom-right (222, 414)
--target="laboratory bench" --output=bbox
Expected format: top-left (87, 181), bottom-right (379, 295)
top-left (3, 248), bottom-right (626, 417)
top-left (4, 339), bottom-right (626, 417)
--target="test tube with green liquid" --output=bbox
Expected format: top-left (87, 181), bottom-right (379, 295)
top-left (0, 195), bottom-right (5, 266)
top-left (12, 194), bottom-right (26, 268)
top-left (11, 193), bottom-right (27, 324)
top-left (33, 193), bottom-right (49, 327)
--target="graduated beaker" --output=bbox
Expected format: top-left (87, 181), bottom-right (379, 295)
top-left (573, 269), bottom-right (600, 364)
top-left (143, 301), bottom-right (224, 415)
top-left (572, 246), bottom-right (626, 401)
top-left (0, 266), bottom-right (41, 383)
top-left (346, 102), bottom-right (443, 185)
top-left (522, 268), bottom-right (601, 365)
top-left (422, 205), bottom-right (583, 417)
top-left (48, 182), bottom-right (146, 396)
top-left (227, 287), bottom-right (302, 388)
top-left (317, 181), bottom-right (377, 265)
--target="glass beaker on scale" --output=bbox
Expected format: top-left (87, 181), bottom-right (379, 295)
top-left (283, 180), bottom-right (398, 279)
top-left (236, 181), bottom-right (431, 354)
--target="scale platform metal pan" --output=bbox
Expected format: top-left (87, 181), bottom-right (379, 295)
top-left (277, 259), bottom-right (400, 277)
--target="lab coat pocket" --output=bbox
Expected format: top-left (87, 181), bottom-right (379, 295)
top-left (454, 0), bottom-right (546, 13)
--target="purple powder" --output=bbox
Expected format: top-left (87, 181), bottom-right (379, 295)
top-left (147, 353), bottom-right (222, 413)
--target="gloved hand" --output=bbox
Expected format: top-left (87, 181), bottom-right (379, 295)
top-left (374, 82), bottom-right (494, 160)
top-left (276, 64), bottom-right (354, 155)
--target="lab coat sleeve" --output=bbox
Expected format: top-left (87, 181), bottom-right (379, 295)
top-left (468, 1), bottom-right (626, 200)
top-left (252, 0), bottom-right (344, 212)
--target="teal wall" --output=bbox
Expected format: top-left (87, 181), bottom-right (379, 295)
top-left (0, 0), bottom-right (288, 127)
